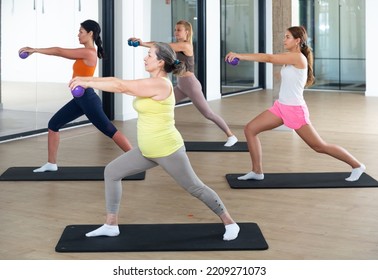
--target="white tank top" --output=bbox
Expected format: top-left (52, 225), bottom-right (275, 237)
top-left (278, 64), bottom-right (307, 106)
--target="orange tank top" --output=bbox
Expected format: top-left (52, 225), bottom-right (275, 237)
top-left (72, 59), bottom-right (96, 78)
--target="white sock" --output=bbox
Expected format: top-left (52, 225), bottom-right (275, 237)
top-left (33, 162), bottom-right (58, 173)
top-left (224, 135), bottom-right (238, 147)
top-left (223, 223), bottom-right (240, 241)
top-left (85, 224), bottom-right (120, 237)
top-left (237, 171), bottom-right (264, 180)
top-left (345, 164), bottom-right (366, 182)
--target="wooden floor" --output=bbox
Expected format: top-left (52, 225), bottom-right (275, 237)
top-left (1, 89), bottom-right (378, 260)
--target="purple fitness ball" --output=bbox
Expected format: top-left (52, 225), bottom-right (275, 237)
top-left (19, 52), bottom-right (29, 59)
top-left (227, 57), bottom-right (239, 66)
top-left (71, 86), bottom-right (85, 98)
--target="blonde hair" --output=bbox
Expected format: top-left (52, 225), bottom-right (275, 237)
top-left (176, 20), bottom-right (193, 44)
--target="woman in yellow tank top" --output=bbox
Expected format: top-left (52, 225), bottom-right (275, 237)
top-left (131, 20), bottom-right (238, 147)
top-left (19, 20), bottom-right (132, 173)
top-left (70, 42), bottom-right (240, 241)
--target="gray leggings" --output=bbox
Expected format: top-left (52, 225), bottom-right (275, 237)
top-left (104, 146), bottom-right (227, 216)
top-left (174, 75), bottom-right (231, 134)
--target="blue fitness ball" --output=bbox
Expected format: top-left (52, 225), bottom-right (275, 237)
top-left (128, 40), bottom-right (140, 47)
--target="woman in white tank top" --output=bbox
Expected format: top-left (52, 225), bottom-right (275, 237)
top-left (225, 26), bottom-right (365, 182)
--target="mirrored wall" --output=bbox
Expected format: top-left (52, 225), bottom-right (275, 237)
top-left (150, 0), bottom-right (200, 92)
top-left (299, 0), bottom-right (366, 91)
top-left (0, 0), bottom-right (99, 141)
top-left (153, 0), bottom-right (264, 97)
top-left (220, 0), bottom-right (262, 95)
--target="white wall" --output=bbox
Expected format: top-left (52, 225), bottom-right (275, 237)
top-left (113, 0), bottom-right (151, 120)
top-left (114, 0), bottom-right (173, 120)
top-left (365, 0), bottom-right (378, 96)
top-left (2, 0), bottom-right (98, 83)
top-left (0, 0), bottom-right (99, 113)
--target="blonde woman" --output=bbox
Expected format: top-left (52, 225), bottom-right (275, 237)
top-left (131, 20), bottom-right (238, 147)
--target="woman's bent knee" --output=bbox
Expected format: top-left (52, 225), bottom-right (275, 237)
top-left (104, 164), bottom-right (119, 181)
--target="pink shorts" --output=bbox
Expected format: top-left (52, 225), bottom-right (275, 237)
top-left (268, 100), bottom-right (311, 129)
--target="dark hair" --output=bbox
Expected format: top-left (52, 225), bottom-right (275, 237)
top-left (154, 42), bottom-right (186, 76)
top-left (287, 26), bottom-right (315, 87)
top-left (81, 19), bottom-right (105, 59)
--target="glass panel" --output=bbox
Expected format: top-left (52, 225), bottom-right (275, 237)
top-left (150, 0), bottom-right (198, 90)
top-left (149, 0), bottom-right (198, 101)
top-left (340, 59), bottom-right (365, 90)
top-left (299, 0), bottom-right (365, 91)
top-left (171, 0), bottom-right (198, 86)
top-left (313, 59), bottom-right (340, 90)
top-left (1, 0), bottom-right (99, 140)
top-left (339, 0), bottom-right (365, 90)
top-left (221, 0), bottom-right (259, 95)
top-left (1, 0), bottom-right (38, 138)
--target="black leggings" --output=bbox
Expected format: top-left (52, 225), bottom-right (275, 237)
top-left (48, 88), bottom-right (117, 138)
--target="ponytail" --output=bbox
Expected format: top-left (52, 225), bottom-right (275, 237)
top-left (154, 42), bottom-right (186, 76)
top-left (302, 45), bottom-right (315, 87)
top-left (95, 37), bottom-right (105, 59)
top-left (80, 19), bottom-right (105, 59)
top-left (288, 26), bottom-right (315, 87)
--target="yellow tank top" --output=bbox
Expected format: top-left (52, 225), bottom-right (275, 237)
top-left (133, 77), bottom-right (184, 158)
top-left (72, 59), bottom-right (96, 78)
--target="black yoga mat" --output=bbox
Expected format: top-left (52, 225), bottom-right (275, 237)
top-left (0, 166), bottom-right (145, 181)
top-left (55, 222), bottom-right (268, 252)
top-left (226, 172), bottom-right (378, 189)
top-left (184, 141), bottom-right (248, 152)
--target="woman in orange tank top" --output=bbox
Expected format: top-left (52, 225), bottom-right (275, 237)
top-left (19, 20), bottom-right (132, 173)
